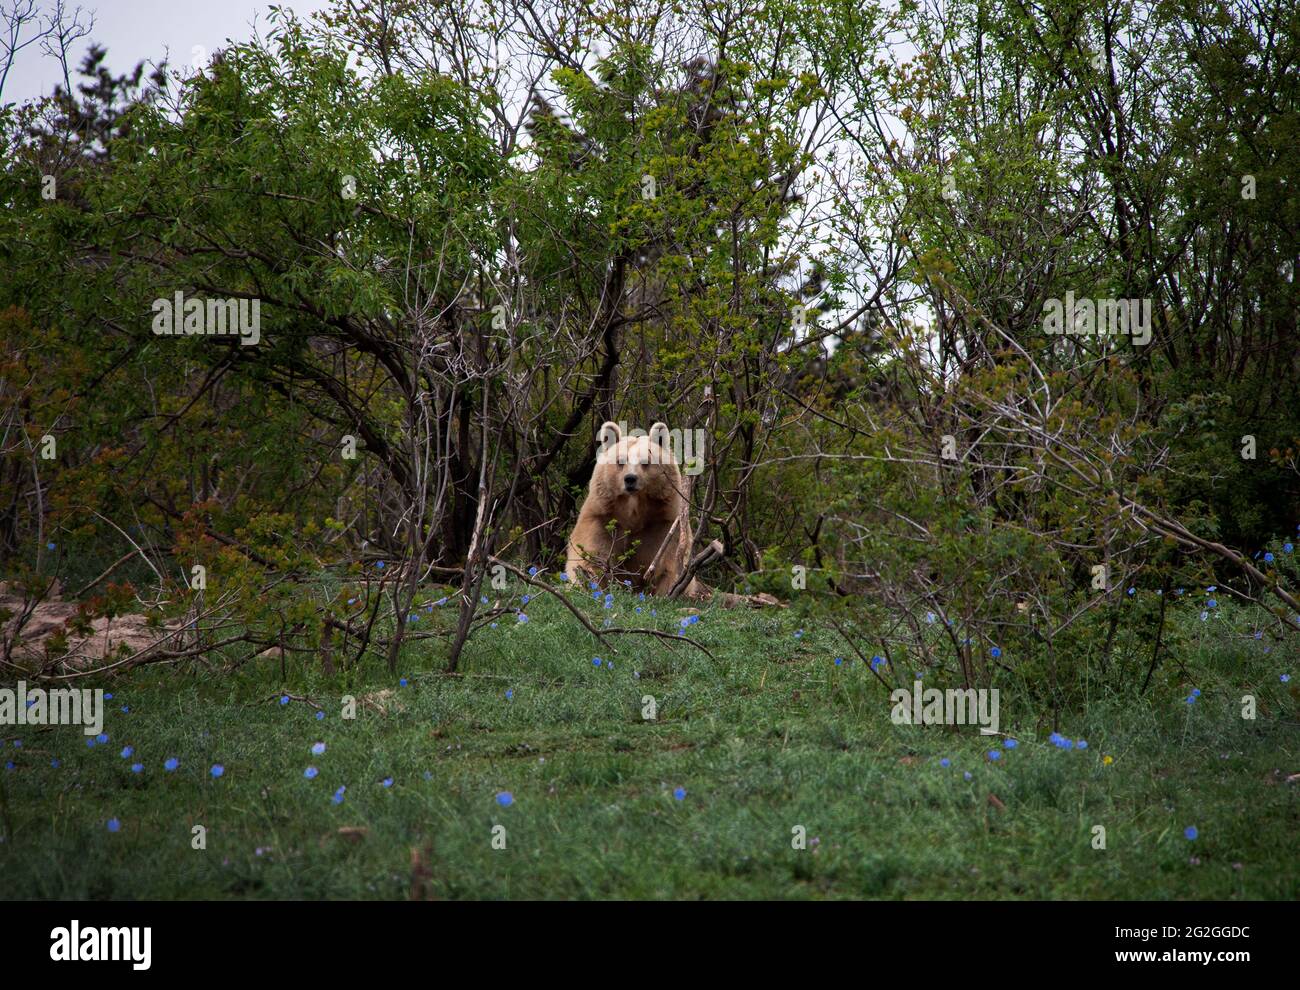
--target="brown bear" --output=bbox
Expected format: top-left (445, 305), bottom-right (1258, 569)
top-left (565, 421), bottom-right (706, 598)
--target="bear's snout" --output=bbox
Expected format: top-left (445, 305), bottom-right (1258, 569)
top-left (623, 473), bottom-right (639, 492)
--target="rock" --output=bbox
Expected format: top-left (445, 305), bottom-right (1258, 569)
top-left (0, 582), bottom-right (181, 669)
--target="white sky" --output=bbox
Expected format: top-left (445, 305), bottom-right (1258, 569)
top-left (2, 0), bottom-right (328, 105)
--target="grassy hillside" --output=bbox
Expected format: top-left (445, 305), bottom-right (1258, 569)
top-left (2, 586), bottom-right (1296, 899)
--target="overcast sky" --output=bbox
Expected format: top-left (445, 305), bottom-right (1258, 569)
top-left (3, 0), bottom-right (328, 105)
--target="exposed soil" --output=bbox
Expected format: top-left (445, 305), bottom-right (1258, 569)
top-left (0, 580), bottom-right (182, 670)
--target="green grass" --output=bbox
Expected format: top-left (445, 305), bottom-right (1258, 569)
top-left (2, 587), bottom-right (1297, 899)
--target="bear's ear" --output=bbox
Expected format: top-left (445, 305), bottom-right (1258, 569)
top-left (649, 422), bottom-right (671, 448)
top-left (597, 421), bottom-right (622, 451)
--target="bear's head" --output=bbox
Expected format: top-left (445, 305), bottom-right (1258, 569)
top-left (592, 421), bottom-right (681, 503)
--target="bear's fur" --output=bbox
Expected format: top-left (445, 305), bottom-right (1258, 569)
top-left (565, 421), bottom-right (706, 597)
